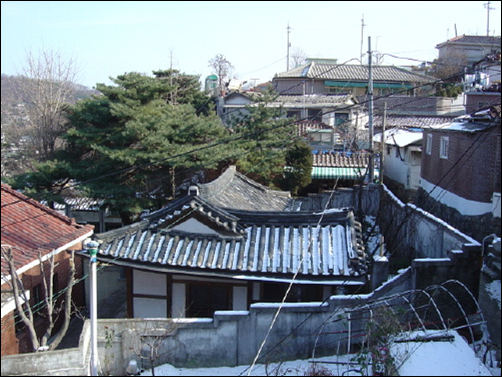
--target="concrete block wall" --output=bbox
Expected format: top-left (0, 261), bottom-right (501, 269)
top-left (0, 320), bottom-right (90, 376)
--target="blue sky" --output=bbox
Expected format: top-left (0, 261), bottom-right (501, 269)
top-left (2, 1), bottom-right (501, 89)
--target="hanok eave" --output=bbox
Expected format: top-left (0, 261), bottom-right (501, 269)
top-left (82, 195), bottom-right (368, 318)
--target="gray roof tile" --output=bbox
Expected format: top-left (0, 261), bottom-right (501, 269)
top-left (90, 169), bottom-right (369, 282)
top-left (372, 114), bottom-right (457, 129)
top-left (275, 63), bottom-right (436, 83)
top-left (197, 166), bottom-right (292, 211)
top-left (436, 35), bottom-right (501, 48)
top-left (93, 197), bottom-right (367, 280)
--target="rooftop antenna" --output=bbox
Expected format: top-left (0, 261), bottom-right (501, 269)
top-left (360, 15), bottom-right (366, 64)
top-left (484, 1), bottom-right (495, 36)
top-left (287, 22), bottom-right (292, 71)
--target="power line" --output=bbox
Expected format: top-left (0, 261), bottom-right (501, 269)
top-left (0, 66), bottom-right (486, 211)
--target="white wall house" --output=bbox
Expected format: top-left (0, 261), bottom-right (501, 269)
top-left (374, 128), bottom-right (423, 191)
top-left (435, 35), bottom-right (501, 66)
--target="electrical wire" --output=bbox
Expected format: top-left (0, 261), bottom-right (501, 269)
top-left (2, 55), bottom-right (499, 349)
top-left (1, 60), bottom-right (494, 210)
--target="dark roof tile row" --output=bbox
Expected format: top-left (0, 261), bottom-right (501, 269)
top-left (275, 63), bottom-right (436, 83)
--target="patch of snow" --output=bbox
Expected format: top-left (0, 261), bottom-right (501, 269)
top-left (214, 311), bottom-right (249, 316)
top-left (141, 330), bottom-right (499, 376)
top-left (390, 330), bottom-right (493, 376)
top-left (485, 279), bottom-right (501, 310)
top-left (141, 353), bottom-right (363, 376)
top-left (250, 302), bottom-right (328, 309)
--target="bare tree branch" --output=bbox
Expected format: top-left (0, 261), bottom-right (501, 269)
top-left (15, 48), bottom-right (80, 161)
top-left (208, 54), bottom-right (234, 97)
top-left (1, 244), bottom-right (78, 352)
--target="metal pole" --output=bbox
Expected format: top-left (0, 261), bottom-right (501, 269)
top-left (368, 36), bottom-right (374, 183)
top-left (360, 15), bottom-right (365, 64)
top-left (379, 102), bottom-right (386, 185)
top-left (287, 23), bottom-right (291, 71)
top-left (88, 241), bottom-right (99, 376)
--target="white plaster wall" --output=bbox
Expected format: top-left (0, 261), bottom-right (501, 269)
top-left (383, 146), bottom-right (409, 186)
top-left (133, 269), bottom-right (166, 295)
top-left (171, 218), bottom-right (220, 235)
top-left (133, 297), bottom-right (167, 318)
top-left (420, 178), bottom-right (492, 216)
top-left (408, 162), bottom-right (421, 190)
top-left (233, 286), bottom-right (247, 310)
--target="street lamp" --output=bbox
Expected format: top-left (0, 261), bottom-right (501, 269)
top-left (87, 240), bottom-right (100, 376)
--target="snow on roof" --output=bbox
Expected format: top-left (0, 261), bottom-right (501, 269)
top-left (373, 128), bottom-right (423, 147)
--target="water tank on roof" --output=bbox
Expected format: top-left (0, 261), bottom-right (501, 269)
top-left (205, 75), bottom-right (218, 93)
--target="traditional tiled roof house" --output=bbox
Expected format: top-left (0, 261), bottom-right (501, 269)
top-left (85, 166), bottom-right (369, 319)
top-left (273, 60), bottom-right (436, 97)
top-left (1, 183), bottom-right (94, 355)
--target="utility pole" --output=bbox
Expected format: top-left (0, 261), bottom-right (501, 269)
top-left (286, 23), bottom-right (292, 71)
top-left (368, 36), bottom-right (374, 184)
top-left (88, 240), bottom-right (100, 376)
top-left (379, 103), bottom-right (387, 185)
top-left (484, 1), bottom-right (495, 36)
top-left (360, 15), bottom-right (366, 64)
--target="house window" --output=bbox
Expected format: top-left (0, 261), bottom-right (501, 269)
top-left (440, 136), bottom-right (449, 159)
top-left (262, 283), bottom-right (323, 302)
top-left (478, 101), bottom-right (489, 110)
top-left (308, 130), bottom-right (333, 150)
top-left (187, 283), bottom-right (230, 318)
top-left (426, 134), bottom-right (433, 155)
top-left (334, 113), bottom-right (349, 126)
top-left (308, 109), bottom-right (322, 122)
top-left (287, 110), bottom-right (301, 119)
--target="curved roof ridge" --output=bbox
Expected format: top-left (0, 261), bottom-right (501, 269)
top-left (197, 166), bottom-right (292, 211)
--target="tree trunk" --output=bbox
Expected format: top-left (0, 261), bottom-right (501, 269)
top-left (47, 250), bottom-right (76, 350)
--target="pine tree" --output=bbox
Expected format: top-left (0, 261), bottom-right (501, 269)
top-left (9, 70), bottom-right (232, 224)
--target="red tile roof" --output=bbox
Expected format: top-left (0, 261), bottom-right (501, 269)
top-left (295, 120), bottom-right (333, 136)
top-left (312, 152), bottom-right (371, 168)
top-left (1, 183), bottom-right (94, 273)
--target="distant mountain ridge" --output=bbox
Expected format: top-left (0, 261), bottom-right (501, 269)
top-left (1, 73), bottom-right (100, 122)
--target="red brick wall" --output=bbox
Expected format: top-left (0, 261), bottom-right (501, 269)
top-left (422, 126), bottom-right (501, 203)
top-left (1, 246), bottom-right (86, 354)
top-left (1, 311), bottom-right (19, 356)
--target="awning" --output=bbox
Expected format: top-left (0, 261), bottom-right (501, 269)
top-left (312, 166), bottom-right (379, 180)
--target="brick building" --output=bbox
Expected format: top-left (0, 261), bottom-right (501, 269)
top-left (420, 106), bottom-right (501, 217)
top-left (1, 183), bottom-right (94, 355)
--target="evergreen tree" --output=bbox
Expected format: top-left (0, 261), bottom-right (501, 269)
top-left (231, 89), bottom-right (300, 189)
top-left (9, 70), bottom-right (231, 224)
top-left (282, 140), bottom-right (313, 195)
